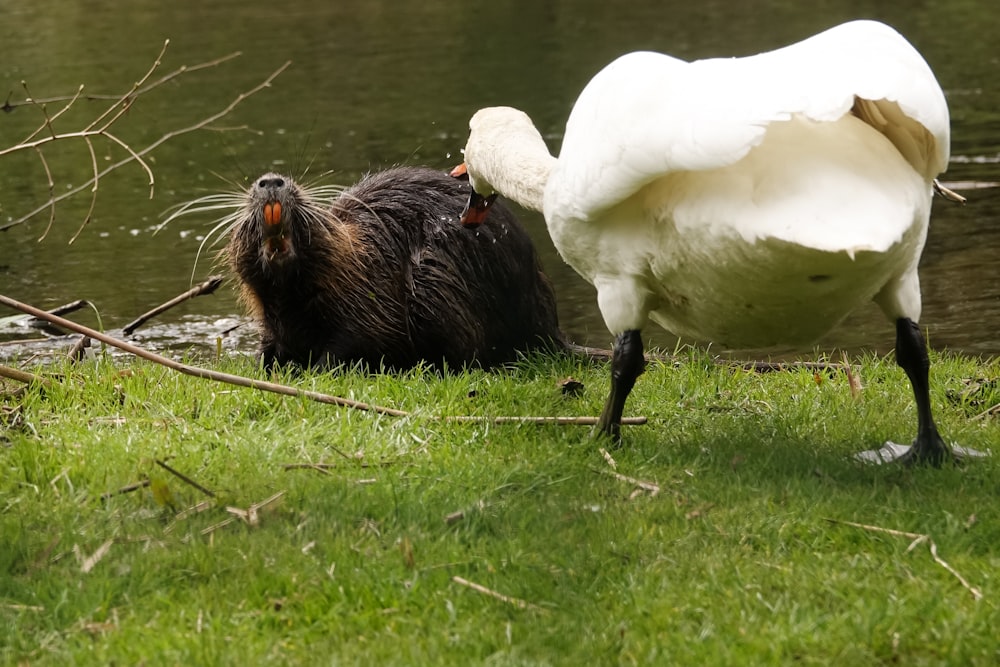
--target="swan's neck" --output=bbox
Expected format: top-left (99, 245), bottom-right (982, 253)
top-left (467, 111), bottom-right (556, 213)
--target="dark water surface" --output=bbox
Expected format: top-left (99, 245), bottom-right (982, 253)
top-left (2, 0), bottom-right (999, 360)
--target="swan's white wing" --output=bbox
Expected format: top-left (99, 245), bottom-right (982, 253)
top-left (549, 20), bottom-right (949, 219)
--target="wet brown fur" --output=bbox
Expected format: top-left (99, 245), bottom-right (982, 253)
top-left (223, 166), bottom-right (565, 369)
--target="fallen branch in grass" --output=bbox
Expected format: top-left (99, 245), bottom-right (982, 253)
top-left (282, 460), bottom-right (396, 472)
top-left (76, 539), bottom-right (114, 574)
top-left (826, 518), bottom-right (982, 600)
top-left (595, 467), bottom-right (661, 497)
top-left (67, 335), bottom-right (91, 362)
top-left (0, 603), bottom-right (45, 612)
top-left (200, 517), bottom-right (236, 536)
top-left (155, 459), bottom-right (216, 498)
top-left (0, 363), bottom-right (52, 388)
top-left (99, 479), bottom-right (151, 501)
top-left (599, 447), bottom-right (618, 469)
top-left (444, 499), bottom-right (487, 525)
top-left (445, 415), bottom-right (647, 426)
top-left (451, 576), bottom-right (545, 612)
top-left (1, 293), bottom-right (408, 416)
top-left (122, 275), bottom-right (224, 335)
top-left (0, 293), bottom-right (649, 426)
top-left (283, 463), bottom-right (333, 476)
top-left (972, 402), bottom-right (1000, 421)
top-left (226, 490), bottom-right (285, 527)
top-left (0, 43), bottom-right (290, 239)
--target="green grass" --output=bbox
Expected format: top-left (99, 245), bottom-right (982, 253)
top-left (2, 348), bottom-right (999, 665)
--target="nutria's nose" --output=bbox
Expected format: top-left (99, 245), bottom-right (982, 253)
top-left (258, 176), bottom-right (285, 189)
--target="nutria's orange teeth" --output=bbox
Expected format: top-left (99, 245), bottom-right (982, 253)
top-left (264, 201), bottom-right (282, 226)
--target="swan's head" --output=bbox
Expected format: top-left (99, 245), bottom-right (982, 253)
top-left (455, 106), bottom-right (554, 227)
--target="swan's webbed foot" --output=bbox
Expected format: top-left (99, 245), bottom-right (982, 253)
top-left (855, 318), bottom-right (989, 466)
top-left (856, 435), bottom-right (988, 466)
top-left (595, 329), bottom-right (645, 445)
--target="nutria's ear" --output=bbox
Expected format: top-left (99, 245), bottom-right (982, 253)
top-left (449, 163), bottom-right (469, 180)
top-left (459, 191), bottom-right (497, 228)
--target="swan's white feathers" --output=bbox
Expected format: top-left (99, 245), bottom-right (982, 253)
top-left (461, 19), bottom-right (947, 345)
top-left (552, 20), bottom-right (949, 222)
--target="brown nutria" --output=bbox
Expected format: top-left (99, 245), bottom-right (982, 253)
top-left (213, 166), bottom-right (564, 369)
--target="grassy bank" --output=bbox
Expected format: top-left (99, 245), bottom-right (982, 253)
top-left (2, 347), bottom-right (999, 665)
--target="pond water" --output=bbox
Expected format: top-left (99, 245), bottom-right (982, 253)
top-left (2, 0), bottom-right (999, 361)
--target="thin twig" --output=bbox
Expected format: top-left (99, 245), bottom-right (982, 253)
top-left (451, 576), bottom-right (545, 612)
top-left (971, 402), bottom-right (1000, 421)
top-left (444, 499), bottom-right (487, 525)
top-left (200, 517), bottom-right (236, 536)
top-left (86, 40), bottom-right (170, 133)
top-left (281, 461), bottom-right (395, 472)
top-left (4, 51), bottom-right (242, 109)
top-left (33, 146), bottom-right (56, 241)
top-left (0, 58), bottom-right (292, 233)
top-left (0, 293), bottom-right (408, 416)
top-left (282, 463), bottom-right (332, 476)
top-left (226, 491), bottom-right (285, 527)
top-left (445, 415), bottom-right (647, 426)
top-left (67, 336), bottom-right (91, 362)
top-left (99, 479), bottom-right (151, 501)
top-left (122, 275), bottom-right (225, 335)
top-left (599, 447), bottom-right (618, 470)
top-left (826, 518), bottom-right (982, 600)
top-left (67, 135), bottom-right (102, 243)
top-left (154, 459), bottom-right (215, 498)
top-left (79, 538), bottom-right (114, 574)
top-left (595, 468), bottom-right (661, 496)
top-left (1, 603), bottom-right (45, 612)
top-left (0, 364), bottom-right (52, 388)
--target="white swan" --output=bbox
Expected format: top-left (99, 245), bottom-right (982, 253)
top-left (457, 19), bottom-right (981, 465)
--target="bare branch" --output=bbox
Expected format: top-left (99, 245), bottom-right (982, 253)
top-left (33, 146), bottom-right (57, 241)
top-left (20, 83), bottom-right (85, 145)
top-left (5, 50), bottom-right (240, 109)
top-left (0, 47), bottom-right (290, 235)
top-left (68, 135), bottom-right (102, 244)
top-left (121, 275), bottom-right (225, 335)
top-left (86, 39), bottom-right (170, 133)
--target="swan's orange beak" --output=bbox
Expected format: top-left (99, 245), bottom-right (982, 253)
top-left (459, 191), bottom-right (497, 228)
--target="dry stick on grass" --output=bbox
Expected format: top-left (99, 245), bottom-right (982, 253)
top-left (0, 363), bottom-right (52, 388)
top-left (122, 275), bottom-right (225, 335)
top-left (596, 468), bottom-right (662, 497)
top-left (226, 491), bottom-right (285, 528)
top-left (67, 336), bottom-right (91, 362)
top-left (154, 459), bottom-right (216, 498)
top-left (76, 538), bottom-right (114, 574)
top-left (0, 294), bottom-right (648, 426)
top-left (972, 402), bottom-right (1000, 421)
top-left (0, 45), bottom-right (290, 239)
top-left (98, 479), bottom-right (152, 501)
top-left (444, 499), bottom-right (487, 525)
top-left (451, 576), bottom-right (546, 613)
top-left (826, 518), bottom-right (983, 601)
top-left (1, 293), bottom-right (407, 416)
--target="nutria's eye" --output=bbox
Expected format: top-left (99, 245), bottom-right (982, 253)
top-left (258, 176), bottom-right (285, 189)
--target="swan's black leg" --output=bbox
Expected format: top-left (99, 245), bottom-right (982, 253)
top-left (857, 318), bottom-right (986, 465)
top-left (596, 329), bottom-right (646, 443)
